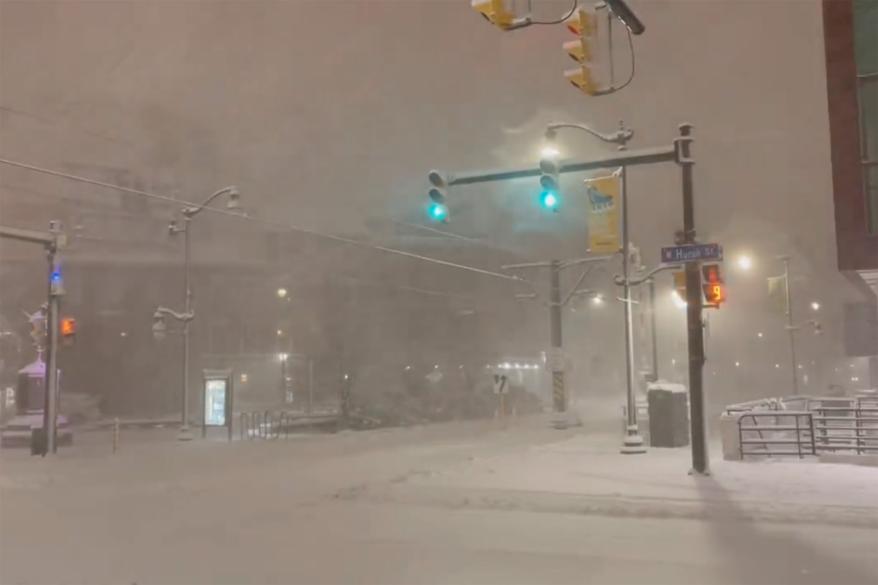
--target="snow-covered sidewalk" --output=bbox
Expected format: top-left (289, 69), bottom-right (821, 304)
top-left (358, 432), bottom-right (878, 528)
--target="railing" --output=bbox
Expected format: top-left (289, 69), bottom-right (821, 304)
top-left (738, 411), bottom-right (815, 459)
top-left (731, 395), bottom-right (878, 459)
top-left (810, 397), bottom-right (878, 455)
top-left (239, 410), bottom-right (294, 440)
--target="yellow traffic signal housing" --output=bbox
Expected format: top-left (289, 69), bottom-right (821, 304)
top-left (564, 66), bottom-right (598, 95)
top-left (563, 39), bottom-right (592, 63)
top-left (673, 271), bottom-right (686, 298)
top-left (565, 8), bottom-right (596, 36)
top-left (563, 8), bottom-right (599, 94)
top-left (471, 0), bottom-right (515, 29)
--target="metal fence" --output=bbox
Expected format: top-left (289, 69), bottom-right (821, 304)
top-left (729, 394), bottom-right (878, 459)
top-left (239, 410), bottom-right (295, 440)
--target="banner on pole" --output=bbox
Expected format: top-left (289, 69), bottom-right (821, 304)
top-left (767, 274), bottom-right (788, 315)
top-left (585, 171), bottom-right (621, 253)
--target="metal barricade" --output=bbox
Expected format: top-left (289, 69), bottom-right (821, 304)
top-left (239, 410), bottom-right (293, 440)
top-left (810, 397), bottom-right (878, 455)
top-left (738, 411), bottom-right (815, 459)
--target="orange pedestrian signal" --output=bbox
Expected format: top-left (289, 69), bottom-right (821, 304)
top-left (60, 317), bottom-right (77, 345)
top-left (703, 282), bottom-right (726, 305)
top-left (700, 264), bottom-right (726, 307)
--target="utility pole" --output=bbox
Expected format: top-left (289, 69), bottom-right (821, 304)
top-left (647, 278), bottom-right (659, 383)
top-left (307, 358), bottom-right (314, 415)
top-left (507, 256), bottom-right (609, 427)
top-left (678, 124), bottom-right (709, 475)
top-left (781, 256), bottom-right (799, 395)
top-left (181, 215), bottom-right (193, 439)
top-left (549, 260), bottom-right (565, 414)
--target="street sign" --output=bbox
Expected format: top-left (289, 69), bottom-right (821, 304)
top-left (661, 243), bottom-right (723, 264)
top-left (493, 374), bottom-right (509, 395)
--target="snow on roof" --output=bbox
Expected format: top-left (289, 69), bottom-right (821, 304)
top-left (18, 358), bottom-right (46, 377)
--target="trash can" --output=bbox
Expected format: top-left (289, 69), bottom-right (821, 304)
top-left (30, 428), bottom-right (47, 456)
top-left (647, 383), bottom-right (689, 447)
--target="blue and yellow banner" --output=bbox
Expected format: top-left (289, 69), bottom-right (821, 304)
top-left (585, 171), bottom-right (621, 254)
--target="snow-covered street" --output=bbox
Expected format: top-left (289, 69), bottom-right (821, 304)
top-left (2, 417), bottom-right (877, 584)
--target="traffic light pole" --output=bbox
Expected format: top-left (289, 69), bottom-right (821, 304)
top-left (678, 124), bottom-right (709, 475)
top-left (429, 125), bottom-right (704, 471)
top-left (0, 222), bottom-right (66, 455)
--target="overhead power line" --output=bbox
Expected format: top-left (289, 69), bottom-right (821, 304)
top-left (0, 157), bottom-right (521, 283)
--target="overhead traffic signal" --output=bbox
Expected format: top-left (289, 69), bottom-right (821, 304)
top-left (701, 263), bottom-right (726, 307)
top-left (471, 0), bottom-right (515, 29)
top-left (539, 157), bottom-right (561, 212)
top-left (427, 170), bottom-right (450, 222)
top-left (563, 8), bottom-right (599, 95)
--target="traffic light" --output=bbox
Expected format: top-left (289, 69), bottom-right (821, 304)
top-left (701, 263), bottom-right (726, 307)
top-left (471, 0), bottom-right (515, 29)
top-left (427, 170), bottom-right (449, 222)
top-left (539, 157), bottom-right (561, 212)
top-left (60, 317), bottom-right (76, 346)
top-left (563, 8), bottom-right (599, 95)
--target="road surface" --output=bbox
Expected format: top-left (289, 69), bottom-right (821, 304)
top-left (2, 417), bottom-right (876, 584)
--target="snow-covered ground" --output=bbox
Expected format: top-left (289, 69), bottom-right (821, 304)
top-left (2, 417), bottom-right (876, 584)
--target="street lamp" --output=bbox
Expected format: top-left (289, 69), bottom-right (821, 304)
top-left (736, 254), bottom-right (753, 271)
top-left (810, 301), bottom-right (821, 312)
top-left (277, 287), bottom-right (288, 299)
top-left (540, 145), bottom-right (560, 159)
top-left (162, 185), bottom-right (243, 440)
top-left (543, 120), bottom-right (645, 454)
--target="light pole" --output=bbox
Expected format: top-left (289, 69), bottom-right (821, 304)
top-left (543, 120), bottom-right (645, 453)
top-left (162, 185), bottom-right (242, 440)
top-left (779, 255), bottom-right (800, 396)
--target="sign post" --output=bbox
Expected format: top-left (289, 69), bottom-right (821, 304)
top-left (202, 369), bottom-right (233, 441)
top-left (493, 374), bottom-right (509, 419)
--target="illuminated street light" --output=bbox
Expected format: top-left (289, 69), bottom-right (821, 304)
top-left (540, 145), bottom-right (560, 159)
top-left (277, 287), bottom-right (288, 299)
top-left (757, 332), bottom-right (764, 338)
top-left (810, 301), bottom-right (820, 311)
top-left (592, 294), bottom-right (604, 306)
top-left (736, 254), bottom-right (753, 271)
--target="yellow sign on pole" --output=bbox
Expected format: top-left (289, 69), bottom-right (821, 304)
top-left (585, 171), bottom-right (621, 253)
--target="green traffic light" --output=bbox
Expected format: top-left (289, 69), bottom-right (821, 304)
top-left (540, 190), bottom-right (559, 211)
top-left (429, 202), bottom-right (448, 221)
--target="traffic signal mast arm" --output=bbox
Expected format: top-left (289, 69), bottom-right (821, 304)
top-left (614, 262), bottom-right (683, 287)
top-left (434, 144), bottom-right (676, 189)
